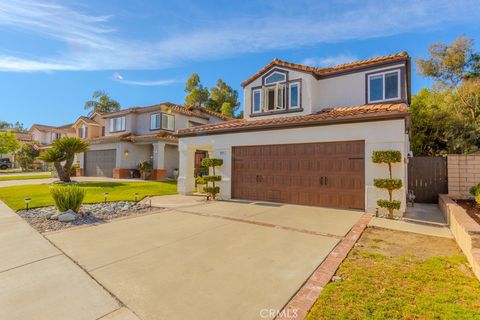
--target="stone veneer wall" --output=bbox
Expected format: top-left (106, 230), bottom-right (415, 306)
top-left (447, 154), bottom-right (480, 198)
top-left (439, 194), bottom-right (480, 280)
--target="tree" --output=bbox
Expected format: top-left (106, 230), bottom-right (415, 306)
top-left (84, 90), bottom-right (121, 114)
top-left (16, 142), bottom-right (40, 171)
top-left (39, 137), bottom-right (89, 182)
top-left (372, 150), bottom-right (403, 219)
top-left (417, 36), bottom-right (480, 121)
top-left (0, 121), bottom-right (26, 131)
top-left (201, 158), bottom-right (223, 200)
top-left (220, 102), bottom-right (233, 118)
top-left (184, 73), bottom-right (209, 108)
top-left (208, 79), bottom-right (239, 114)
top-left (0, 130), bottom-right (20, 157)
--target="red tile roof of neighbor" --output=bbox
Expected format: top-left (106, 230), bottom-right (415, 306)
top-left (241, 52), bottom-right (409, 87)
top-left (102, 103), bottom-right (232, 121)
top-left (29, 124), bottom-right (75, 133)
top-left (177, 103), bottom-right (409, 137)
top-left (89, 131), bottom-right (177, 144)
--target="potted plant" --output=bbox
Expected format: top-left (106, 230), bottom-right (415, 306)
top-left (196, 176), bottom-right (206, 193)
top-left (173, 168), bottom-right (179, 180)
top-left (138, 161), bottom-right (153, 180)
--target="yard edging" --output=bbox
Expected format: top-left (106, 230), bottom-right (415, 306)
top-left (276, 213), bottom-right (372, 320)
top-left (439, 194), bottom-right (480, 280)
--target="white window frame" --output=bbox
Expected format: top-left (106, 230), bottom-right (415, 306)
top-left (109, 116), bottom-right (126, 133)
top-left (150, 113), bottom-right (161, 130)
top-left (252, 89), bottom-right (262, 113)
top-left (80, 125), bottom-right (87, 139)
top-left (264, 71), bottom-right (286, 85)
top-left (161, 113), bottom-right (175, 131)
top-left (367, 69), bottom-right (401, 103)
top-left (263, 84), bottom-right (286, 112)
top-left (289, 82), bottom-right (300, 109)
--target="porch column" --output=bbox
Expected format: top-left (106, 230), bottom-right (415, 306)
top-left (178, 146), bottom-right (195, 194)
top-left (152, 142), bottom-right (167, 180)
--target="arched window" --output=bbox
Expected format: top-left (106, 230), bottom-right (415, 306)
top-left (264, 72), bottom-right (286, 85)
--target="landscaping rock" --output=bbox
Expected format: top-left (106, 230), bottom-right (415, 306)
top-left (17, 201), bottom-right (161, 233)
top-left (331, 276), bottom-right (343, 282)
top-left (58, 210), bottom-right (77, 222)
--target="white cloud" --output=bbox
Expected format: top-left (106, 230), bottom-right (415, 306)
top-left (0, 0), bottom-right (478, 72)
top-left (111, 72), bottom-right (180, 86)
top-left (300, 55), bottom-right (358, 68)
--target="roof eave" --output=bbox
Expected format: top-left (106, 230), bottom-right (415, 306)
top-left (177, 112), bottom-right (409, 138)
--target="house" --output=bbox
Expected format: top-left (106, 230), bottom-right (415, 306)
top-left (176, 52), bottom-right (411, 214)
top-left (29, 123), bottom-right (76, 145)
top-left (0, 129), bottom-right (33, 166)
top-left (77, 103), bottom-right (229, 179)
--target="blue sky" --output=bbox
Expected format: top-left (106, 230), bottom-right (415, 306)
top-left (0, 0), bottom-right (479, 127)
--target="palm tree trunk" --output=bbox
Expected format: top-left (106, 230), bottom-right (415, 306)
top-left (54, 162), bottom-right (68, 182)
top-left (63, 156), bottom-right (75, 183)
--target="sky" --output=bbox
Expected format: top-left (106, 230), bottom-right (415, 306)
top-left (0, 0), bottom-right (479, 128)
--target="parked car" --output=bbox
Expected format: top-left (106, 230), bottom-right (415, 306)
top-left (0, 158), bottom-right (13, 170)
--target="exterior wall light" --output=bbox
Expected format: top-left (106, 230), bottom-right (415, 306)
top-left (124, 150), bottom-right (129, 157)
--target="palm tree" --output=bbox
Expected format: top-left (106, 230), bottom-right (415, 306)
top-left (84, 90), bottom-right (121, 114)
top-left (40, 137), bottom-right (89, 182)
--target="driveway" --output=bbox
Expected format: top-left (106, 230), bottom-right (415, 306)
top-left (47, 196), bottom-right (363, 320)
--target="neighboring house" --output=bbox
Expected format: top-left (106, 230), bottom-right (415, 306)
top-left (29, 123), bottom-right (76, 145)
top-left (177, 52), bottom-right (411, 214)
top-left (0, 130), bottom-right (32, 166)
top-left (77, 103), bottom-right (228, 179)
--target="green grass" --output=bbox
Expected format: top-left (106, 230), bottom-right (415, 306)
top-left (0, 173), bottom-right (52, 181)
top-left (306, 249), bottom-right (480, 320)
top-left (0, 181), bottom-right (178, 211)
top-left (0, 169), bottom-right (22, 174)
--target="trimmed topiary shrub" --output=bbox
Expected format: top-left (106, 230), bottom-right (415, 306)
top-left (50, 185), bottom-right (86, 213)
top-left (201, 158), bottom-right (223, 200)
top-left (372, 150), bottom-right (403, 219)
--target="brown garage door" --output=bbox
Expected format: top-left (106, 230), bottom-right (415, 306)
top-left (84, 150), bottom-right (116, 178)
top-left (232, 141), bottom-right (365, 209)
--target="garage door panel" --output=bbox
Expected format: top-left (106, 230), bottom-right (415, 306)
top-left (232, 141), bottom-right (365, 210)
top-left (84, 150), bottom-right (116, 178)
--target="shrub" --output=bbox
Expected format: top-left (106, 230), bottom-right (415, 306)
top-left (71, 163), bottom-right (79, 176)
top-left (476, 193), bottom-right (480, 205)
top-left (372, 150), bottom-right (403, 219)
top-left (201, 158), bottom-right (223, 200)
top-left (195, 176), bottom-right (206, 185)
top-left (470, 183), bottom-right (480, 197)
top-left (50, 185), bottom-right (86, 212)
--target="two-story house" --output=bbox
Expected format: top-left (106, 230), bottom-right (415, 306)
top-left (29, 123), bottom-right (76, 145)
top-left (77, 103), bottom-right (228, 179)
top-left (176, 52), bottom-right (411, 214)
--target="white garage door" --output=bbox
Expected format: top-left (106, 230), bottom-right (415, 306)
top-left (84, 150), bottom-right (116, 178)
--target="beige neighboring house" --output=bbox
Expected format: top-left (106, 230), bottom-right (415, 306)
top-left (0, 130), bottom-right (32, 167)
top-left (77, 103), bottom-right (229, 179)
top-left (177, 52), bottom-right (411, 214)
top-left (29, 123), bottom-right (76, 146)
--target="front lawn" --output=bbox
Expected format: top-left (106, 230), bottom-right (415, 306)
top-left (0, 181), bottom-right (177, 211)
top-left (306, 227), bottom-right (480, 320)
top-left (0, 173), bottom-right (52, 181)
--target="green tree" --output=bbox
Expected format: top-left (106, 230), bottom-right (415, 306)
top-left (84, 90), bottom-right (121, 114)
top-left (184, 73), bottom-right (209, 107)
top-left (16, 142), bottom-right (40, 171)
top-left (208, 79), bottom-right (239, 114)
top-left (220, 102), bottom-right (233, 118)
top-left (417, 36), bottom-right (480, 121)
top-left (39, 137), bottom-right (89, 182)
top-left (0, 121), bottom-right (26, 131)
top-left (0, 130), bottom-right (20, 157)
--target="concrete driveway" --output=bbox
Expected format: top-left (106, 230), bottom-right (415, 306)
top-left (47, 196), bottom-right (363, 320)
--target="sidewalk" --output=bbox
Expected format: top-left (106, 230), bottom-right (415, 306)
top-left (0, 200), bottom-right (137, 320)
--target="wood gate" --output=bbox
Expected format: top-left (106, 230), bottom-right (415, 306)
top-left (407, 157), bottom-right (447, 203)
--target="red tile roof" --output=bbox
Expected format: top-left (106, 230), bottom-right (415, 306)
top-left (29, 123), bottom-right (75, 133)
top-left (241, 52), bottom-right (409, 87)
top-left (177, 103), bottom-right (409, 137)
top-left (89, 132), bottom-right (177, 144)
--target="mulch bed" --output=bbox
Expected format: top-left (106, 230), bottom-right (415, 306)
top-left (456, 199), bottom-right (480, 225)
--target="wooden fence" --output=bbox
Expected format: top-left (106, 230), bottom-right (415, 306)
top-left (407, 157), bottom-right (448, 203)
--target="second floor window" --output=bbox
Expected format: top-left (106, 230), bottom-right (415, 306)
top-left (109, 116), bottom-right (126, 133)
top-left (162, 113), bottom-right (175, 131)
top-left (79, 125), bottom-right (87, 139)
top-left (368, 70), bottom-right (400, 103)
top-left (51, 132), bottom-right (61, 141)
top-left (150, 113), bottom-right (161, 130)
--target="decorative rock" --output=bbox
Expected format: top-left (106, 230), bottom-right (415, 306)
top-left (331, 276), bottom-right (343, 282)
top-left (49, 213), bottom-right (59, 220)
top-left (58, 210), bottom-right (77, 222)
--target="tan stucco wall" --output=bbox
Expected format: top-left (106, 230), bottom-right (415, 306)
top-left (447, 154), bottom-right (480, 198)
top-left (439, 194), bottom-right (480, 280)
top-left (178, 119), bottom-right (408, 214)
